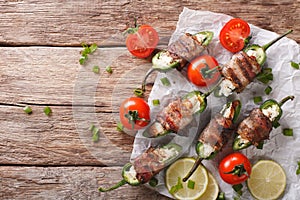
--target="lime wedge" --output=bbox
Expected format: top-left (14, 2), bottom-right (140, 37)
top-left (247, 160), bottom-right (286, 200)
top-left (165, 157), bottom-right (208, 199)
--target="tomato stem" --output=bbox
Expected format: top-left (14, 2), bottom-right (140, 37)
top-left (204, 77), bottom-right (224, 97)
top-left (262, 29), bottom-right (293, 51)
top-left (224, 164), bottom-right (248, 177)
top-left (201, 65), bottom-right (221, 78)
top-left (125, 110), bottom-right (149, 130)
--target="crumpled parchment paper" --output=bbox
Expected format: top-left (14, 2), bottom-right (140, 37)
top-left (132, 7), bottom-right (300, 199)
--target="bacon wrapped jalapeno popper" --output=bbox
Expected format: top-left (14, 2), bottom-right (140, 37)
top-left (142, 81), bottom-right (222, 138)
top-left (214, 30), bottom-right (293, 97)
top-left (99, 143), bottom-right (182, 192)
top-left (139, 31), bottom-right (213, 92)
top-left (233, 96), bottom-right (294, 150)
top-left (182, 100), bottom-right (241, 182)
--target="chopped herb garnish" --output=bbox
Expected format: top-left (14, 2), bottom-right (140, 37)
top-left (152, 99), bottom-right (160, 106)
top-left (44, 106), bottom-right (52, 116)
top-left (93, 65), bottom-right (100, 74)
top-left (89, 123), bottom-right (99, 142)
top-left (256, 141), bottom-right (264, 149)
top-left (253, 96), bottom-right (263, 104)
top-left (217, 192), bottom-right (226, 200)
top-left (149, 177), bottom-right (158, 187)
top-left (290, 61), bottom-right (300, 70)
top-left (23, 106), bottom-right (32, 114)
top-left (187, 180), bottom-right (195, 189)
top-left (232, 184), bottom-right (243, 196)
top-left (283, 128), bottom-right (293, 136)
top-left (273, 121), bottom-right (281, 128)
top-left (79, 43), bottom-right (98, 65)
top-left (256, 67), bottom-right (273, 84)
top-left (169, 177), bottom-right (183, 195)
top-left (116, 122), bottom-right (124, 132)
top-left (106, 66), bottom-right (113, 74)
top-left (133, 88), bottom-right (144, 97)
top-left (296, 161), bottom-right (300, 175)
top-left (264, 86), bottom-right (272, 95)
top-left (160, 77), bottom-right (171, 86)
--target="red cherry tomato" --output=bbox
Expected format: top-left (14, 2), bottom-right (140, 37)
top-left (219, 152), bottom-right (252, 185)
top-left (125, 25), bottom-right (159, 58)
top-left (119, 97), bottom-right (150, 130)
top-left (219, 18), bottom-right (250, 53)
top-left (187, 55), bottom-right (221, 87)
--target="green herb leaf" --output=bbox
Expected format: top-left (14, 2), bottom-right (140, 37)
top-left (133, 88), bottom-right (144, 97)
top-left (232, 184), bottom-right (243, 196)
top-left (79, 43), bottom-right (97, 65)
top-left (23, 106), bottom-right (32, 115)
top-left (160, 77), bottom-right (171, 86)
top-left (290, 61), bottom-right (300, 70)
top-left (283, 128), bottom-right (293, 136)
top-left (297, 161), bottom-right (300, 175)
top-left (116, 122), bottom-right (124, 132)
top-left (89, 123), bottom-right (99, 142)
top-left (152, 99), bottom-right (160, 106)
top-left (106, 66), bottom-right (113, 74)
top-left (253, 96), bottom-right (263, 104)
top-left (93, 65), bottom-right (100, 74)
top-left (217, 192), bottom-right (226, 200)
top-left (79, 55), bottom-right (88, 65)
top-left (264, 86), bottom-right (272, 95)
top-left (44, 106), bottom-right (52, 116)
top-left (256, 67), bottom-right (273, 84)
top-left (169, 177), bottom-right (183, 195)
top-left (187, 180), bottom-right (195, 189)
top-left (89, 43), bottom-right (98, 53)
top-left (273, 120), bottom-right (281, 128)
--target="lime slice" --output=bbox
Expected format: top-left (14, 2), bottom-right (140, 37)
top-left (165, 157), bottom-right (208, 199)
top-left (197, 171), bottom-right (219, 200)
top-left (247, 160), bottom-right (286, 200)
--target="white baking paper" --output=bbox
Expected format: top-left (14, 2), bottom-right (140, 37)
top-left (132, 8), bottom-right (300, 199)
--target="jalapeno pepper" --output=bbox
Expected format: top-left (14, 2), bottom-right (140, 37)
top-left (244, 30), bottom-right (293, 66)
top-left (142, 80), bottom-right (223, 138)
top-left (99, 143), bottom-right (182, 192)
top-left (233, 95), bottom-right (294, 151)
top-left (182, 100), bottom-right (241, 182)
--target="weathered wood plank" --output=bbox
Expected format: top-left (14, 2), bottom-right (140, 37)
top-left (0, 105), bottom-right (134, 166)
top-left (0, 166), bottom-right (169, 200)
top-left (0, 0), bottom-right (299, 46)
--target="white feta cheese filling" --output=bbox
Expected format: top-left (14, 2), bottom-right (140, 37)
top-left (219, 79), bottom-right (236, 97)
top-left (202, 143), bottom-right (214, 158)
top-left (262, 105), bottom-right (280, 121)
top-left (158, 147), bottom-right (179, 163)
top-left (124, 165), bottom-right (138, 181)
top-left (220, 102), bottom-right (233, 118)
top-left (246, 49), bottom-right (258, 58)
top-left (187, 95), bottom-right (201, 114)
top-left (195, 33), bottom-right (206, 43)
top-left (237, 135), bottom-right (250, 144)
top-left (153, 51), bottom-right (174, 69)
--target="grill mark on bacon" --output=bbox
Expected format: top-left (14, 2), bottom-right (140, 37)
top-left (239, 52), bottom-right (258, 79)
top-left (237, 108), bottom-right (272, 146)
top-left (226, 67), bottom-right (243, 89)
top-left (236, 54), bottom-right (251, 84)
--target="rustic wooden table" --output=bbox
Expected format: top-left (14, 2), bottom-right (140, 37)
top-left (0, 1), bottom-right (299, 199)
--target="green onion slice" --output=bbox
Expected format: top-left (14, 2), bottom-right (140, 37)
top-left (283, 128), bottom-right (293, 136)
top-left (23, 106), bottom-right (32, 114)
top-left (160, 77), bottom-right (171, 86)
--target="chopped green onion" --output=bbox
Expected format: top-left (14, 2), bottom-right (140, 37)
top-left (283, 128), bottom-right (293, 136)
top-left (256, 67), bottom-right (273, 84)
top-left (79, 43), bottom-right (98, 65)
top-left (93, 66), bottom-right (100, 74)
top-left (79, 55), bottom-right (88, 65)
top-left (89, 43), bottom-right (98, 53)
top-left (187, 180), bottom-right (195, 189)
top-left (232, 184), bottom-right (243, 196)
top-left (217, 192), bottom-right (226, 200)
top-left (264, 86), bottom-right (272, 95)
top-left (116, 122), bottom-right (124, 132)
top-left (296, 161), bottom-right (300, 175)
top-left (89, 123), bottom-right (99, 142)
top-left (253, 96), bottom-right (263, 104)
top-left (133, 88), bottom-right (144, 97)
top-left (152, 99), bottom-right (160, 106)
top-left (291, 61), bottom-right (299, 70)
top-left (149, 177), bottom-right (158, 187)
top-left (23, 106), bottom-right (32, 114)
top-left (106, 66), bottom-right (113, 74)
top-left (44, 106), bottom-right (52, 116)
top-left (160, 77), bottom-right (171, 86)
top-left (169, 177), bottom-right (183, 195)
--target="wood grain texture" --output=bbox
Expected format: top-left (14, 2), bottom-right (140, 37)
top-left (0, 0), bottom-right (299, 46)
top-left (0, 166), bottom-right (170, 200)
